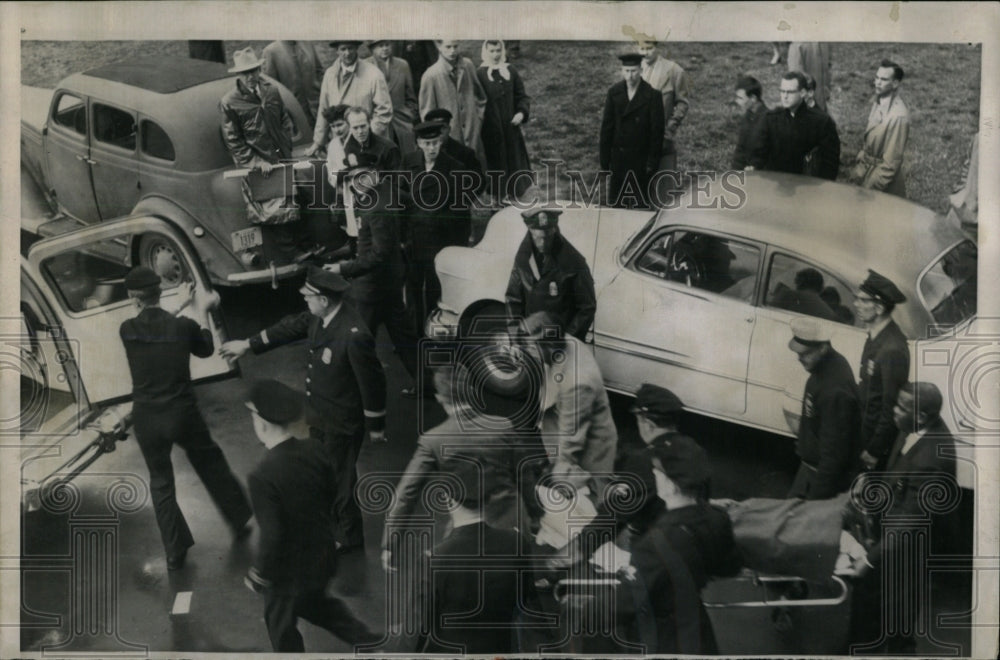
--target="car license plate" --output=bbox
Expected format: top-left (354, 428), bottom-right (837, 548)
top-left (231, 227), bottom-right (262, 252)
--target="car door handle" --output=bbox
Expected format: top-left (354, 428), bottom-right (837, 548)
top-left (75, 155), bottom-right (97, 165)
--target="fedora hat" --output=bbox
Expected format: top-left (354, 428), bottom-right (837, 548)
top-left (228, 47), bottom-right (264, 73)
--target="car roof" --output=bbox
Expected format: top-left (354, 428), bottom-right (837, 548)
top-left (62, 59), bottom-right (309, 170)
top-left (656, 171), bottom-right (970, 299)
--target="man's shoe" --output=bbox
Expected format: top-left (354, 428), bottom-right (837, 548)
top-left (166, 548), bottom-right (187, 571)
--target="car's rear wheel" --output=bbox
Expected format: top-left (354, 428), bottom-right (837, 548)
top-left (137, 234), bottom-right (187, 288)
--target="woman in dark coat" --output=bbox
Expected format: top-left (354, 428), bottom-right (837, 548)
top-left (477, 40), bottom-right (532, 200)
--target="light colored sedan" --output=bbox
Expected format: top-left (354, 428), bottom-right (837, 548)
top-left (428, 171), bottom-right (980, 488)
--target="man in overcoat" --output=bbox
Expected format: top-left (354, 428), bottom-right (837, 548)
top-left (366, 40), bottom-right (419, 153)
top-left (848, 59), bottom-right (909, 196)
top-left (261, 40), bottom-right (325, 124)
top-left (599, 53), bottom-right (665, 208)
top-left (418, 40), bottom-right (488, 161)
top-left (637, 40), bottom-right (690, 202)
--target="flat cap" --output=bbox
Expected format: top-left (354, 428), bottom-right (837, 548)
top-left (124, 266), bottom-right (161, 290)
top-left (414, 121), bottom-right (445, 140)
top-left (630, 383), bottom-right (684, 418)
top-left (521, 207), bottom-right (562, 228)
top-left (423, 108), bottom-right (453, 124)
top-left (859, 269), bottom-right (906, 305)
top-left (651, 435), bottom-right (711, 492)
top-left (245, 379), bottom-right (303, 425)
top-left (788, 317), bottom-right (831, 349)
top-left (618, 53), bottom-right (643, 66)
top-left (300, 265), bottom-right (350, 296)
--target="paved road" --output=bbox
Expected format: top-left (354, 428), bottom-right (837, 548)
top-left (18, 283), bottom-right (971, 655)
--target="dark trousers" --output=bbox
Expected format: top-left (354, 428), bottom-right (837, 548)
top-left (405, 258), bottom-right (440, 338)
top-left (849, 565), bottom-right (917, 654)
top-left (350, 284), bottom-right (420, 382)
top-left (312, 427), bottom-right (367, 549)
top-left (133, 402), bottom-right (252, 557)
top-left (264, 587), bottom-right (373, 651)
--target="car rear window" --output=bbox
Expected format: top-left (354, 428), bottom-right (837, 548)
top-left (141, 120), bottom-right (176, 161)
top-left (919, 240), bottom-right (977, 328)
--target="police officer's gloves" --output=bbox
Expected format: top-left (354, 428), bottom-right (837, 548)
top-left (244, 566), bottom-right (272, 593)
top-left (369, 430), bottom-right (388, 443)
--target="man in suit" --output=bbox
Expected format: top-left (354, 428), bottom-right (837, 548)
top-left (732, 75), bottom-right (768, 170)
top-left (243, 379), bottom-right (379, 652)
top-left (599, 53), bottom-right (665, 209)
top-left (309, 40), bottom-right (393, 156)
top-left (846, 382), bottom-right (957, 654)
top-left (418, 454), bottom-right (542, 654)
top-left (505, 206), bottom-right (596, 342)
top-left (119, 267), bottom-right (251, 570)
top-left (401, 120), bottom-right (469, 338)
top-left (323, 153), bottom-right (419, 389)
top-left (854, 270), bottom-right (910, 472)
top-left (343, 106), bottom-right (401, 173)
top-left (261, 40), bottom-right (325, 124)
top-left (418, 40), bottom-right (488, 160)
top-left (424, 107), bottom-right (486, 194)
top-left (220, 267), bottom-right (386, 553)
top-left (749, 71), bottom-right (840, 180)
top-left (366, 40), bottom-right (419, 153)
top-left (786, 317), bottom-right (861, 500)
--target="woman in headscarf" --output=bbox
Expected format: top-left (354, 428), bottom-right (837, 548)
top-left (477, 40), bottom-right (532, 201)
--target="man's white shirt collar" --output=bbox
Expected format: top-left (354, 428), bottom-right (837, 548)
top-left (901, 427), bottom-right (926, 456)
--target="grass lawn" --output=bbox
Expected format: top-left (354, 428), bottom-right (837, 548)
top-left (22, 39), bottom-right (980, 214)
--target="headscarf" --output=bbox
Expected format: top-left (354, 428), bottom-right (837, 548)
top-left (480, 40), bottom-right (511, 81)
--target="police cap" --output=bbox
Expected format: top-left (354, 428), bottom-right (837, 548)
top-left (124, 266), bottom-right (161, 291)
top-left (859, 269), bottom-right (906, 305)
top-left (651, 435), bottom-right (711, 492)
top-left (342, 151), bottom-right (379, 178)
top-left (521, 206), bottom-right (562, 228)
top-left (300, 265), bottom-right (350, 296)
top-left (423, 108), bottom-right (453, 124)
top-left (788, 317), bottom-right (831, 350)
top-left (414, 121), bottom-right (445, 140)
top-left (245, 379), bottom-right (303, 425)
top-left (618, 53), bottom-right (643, 66)
top-left (630, 383), bottom-right (684, 418)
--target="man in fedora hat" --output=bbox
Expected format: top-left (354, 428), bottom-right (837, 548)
top-left (853, 269), bottom-right (910, 471)
top-left (505, 206), bottom-right (596, 342)
top-left (119, 267), bottom-right (251, 571)
top-left (309, 40), bottom-right (393, 157)
top-left (221, 266), bottom-right (386, 553)
top-left (786, 317), bottom-right (861, 499)
top-left (243, 379), bottom-right (378, 651)
top-left (599, 52), bottom-right (665, 209)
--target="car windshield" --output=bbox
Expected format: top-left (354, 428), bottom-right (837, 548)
top-left (919, 240), bottom-right (977, 328)
top-left (620, 214), bottom-right (656, 263)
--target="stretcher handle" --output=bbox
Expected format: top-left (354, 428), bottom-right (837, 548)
top-left (553, 578), bottom-right (621, 605)
top-left (37, 412), bottom-right (132, 499)
top-left (703, 574), bottom-right (848, 609)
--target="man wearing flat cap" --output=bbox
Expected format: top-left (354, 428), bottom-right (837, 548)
top-left (853, 270), bottom-right (910, 471)
top-left (505, 206), bottom-right (597, 342)
top-left (599, 52), bottom-right (665, 209)
top-left (401, 120), bottom-right (470, 338)
top-left (119, 267), bottom-right (251, 571)
top-left (786, 317), bottom-right (861, 499)
top-left (221, 266), bottom-right (386, 553)
top-left (309, 39), bottom-right (393, 157)
top-left (243, 379), bottom-right (378, 651)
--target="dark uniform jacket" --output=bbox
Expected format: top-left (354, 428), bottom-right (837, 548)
top-left (619, 503), bottom-right (741, 654)
top-left (338, 178), bottom-right (406, 295)
top-left (249, 436), bottom-right (338, 593)
top-left (858, 320), bottom-right (910, 461)
top-left (119, 307), bottom-right (213, 410)
top-left (249, 305), bottom-right (386, 434)
top-left (401, 148), bottom-right (470, 258)
top-left (220, 78), bottom-right (294, 168)
top-left (344, 132), bottom-right (402, 173)
top-left (443, 135), bottom-right (484, 186)
top-left (796, 348), bottom-right (861, 498)
top-left (599, 79), bottom-right (665, 198)
top-left (750, 103), bottom-right (840, 180)
top-left (732, 98), bottom-right (768, 170)
top-left (420, 522), bottom-right (539, 654)
top-left (865, 418), bottom-right (956, 568)
top-left (505, 231), bottom-right (597, 341)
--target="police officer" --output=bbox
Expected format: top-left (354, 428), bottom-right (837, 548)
top-left (854, 270), bottom-right (910, 471)
top-left (505, 207), bottom-right (597, 342)
top-left (786, 318), bottom-right (861, 500)
top-left (119, 267), bottom-right (251, 570)
top-left (243, 379), bottom-right (378, 651)
top-left (220, 267), bottom-right (386, 552)
top-left (324, 152), bottom-right (420, 388)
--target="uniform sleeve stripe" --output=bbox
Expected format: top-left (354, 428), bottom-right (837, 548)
top-left (364, 409), bottom-right (387, 418)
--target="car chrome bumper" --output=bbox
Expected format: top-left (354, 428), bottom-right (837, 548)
top-left (225, 261), bottom-right (305, 286)
top-left (425, 306), bottom-right (459, 340)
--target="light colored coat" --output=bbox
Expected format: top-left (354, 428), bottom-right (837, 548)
top-left (261, 41), bottom-right (324, 124)
top-left (365, 55), bottom-right (418, 153)
top-left (419, 56), bottom-right (487, 158)
top-left (313, 58), bottom-right (393, 147)
top-left (851, 93), bottom-right (909, 196)
top-left (640, 55), bottom-right (691, 140)
top-left (541, 336), bottom-right (618, 488)
top-left (787, 42), bottom-right (832, 113)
